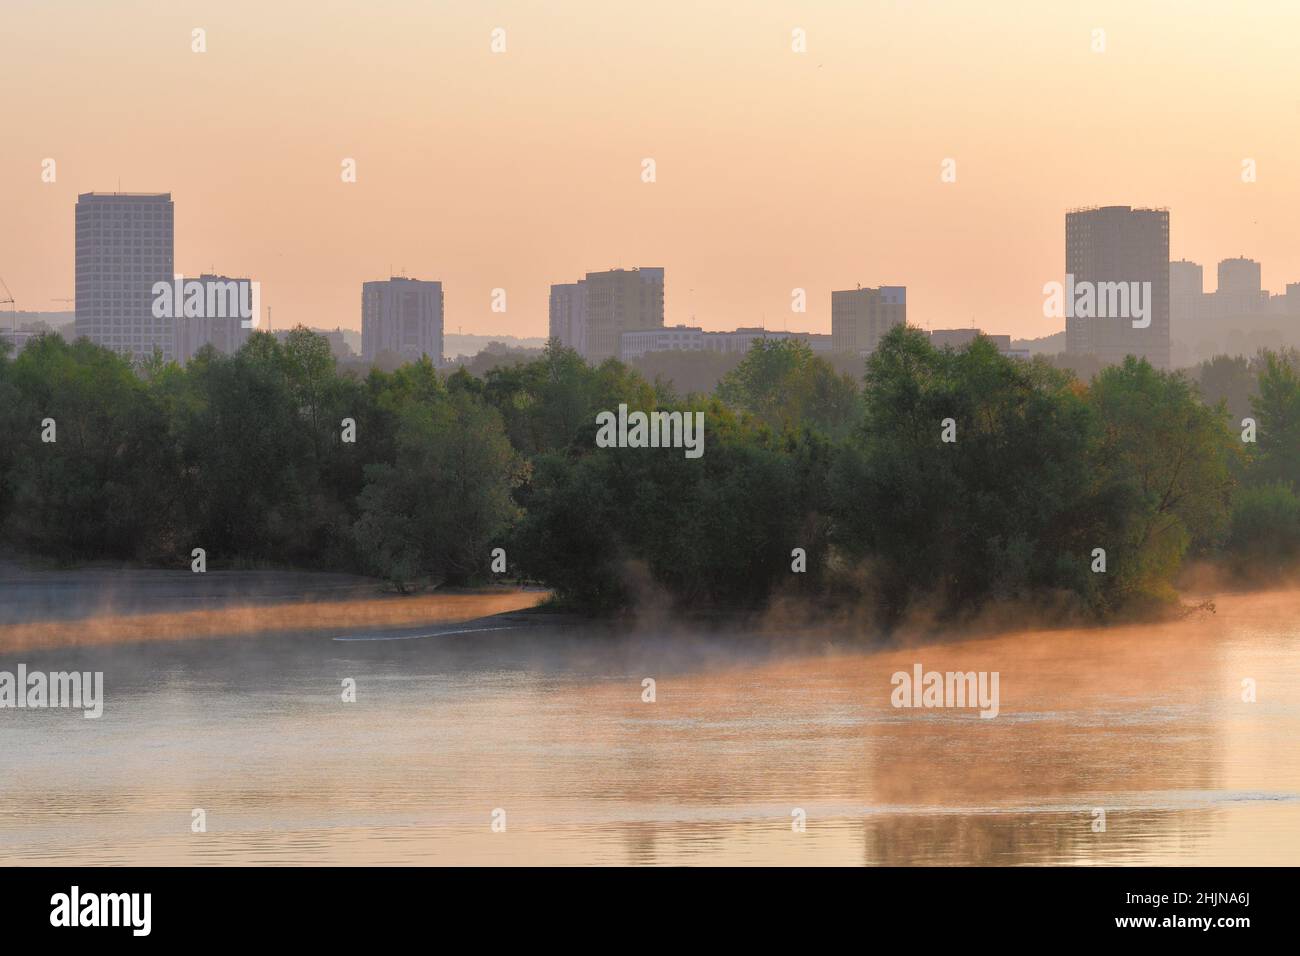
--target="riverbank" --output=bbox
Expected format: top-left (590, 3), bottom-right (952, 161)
top-left (3, 555), bottom-right (1296, 655)
top-left (0, 559), bottom-right (550, 653)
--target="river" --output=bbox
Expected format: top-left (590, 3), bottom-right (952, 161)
top-left (1, 569), bottom-right (1297, 865)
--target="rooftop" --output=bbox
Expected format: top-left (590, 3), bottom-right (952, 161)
top-left (77, 192), bottom-right (172, 200)
top-left (1067, 204), bottom-right (1169, 214)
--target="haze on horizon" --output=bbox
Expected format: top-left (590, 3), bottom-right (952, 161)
top-left (2, 0), bottom-right (1297, 341)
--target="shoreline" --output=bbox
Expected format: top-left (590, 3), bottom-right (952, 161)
top-left (2, 558), bottom-right (1297, 654)
top-left (0, 560), bottom-right (553, 653)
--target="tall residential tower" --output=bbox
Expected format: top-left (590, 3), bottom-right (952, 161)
top-left (549, 267), bottom-right (664, 362)
top-left (74, 192), bottom-right (175, 361)
top-left (548, 280), bottom-right (587, 355)
top-left (831, 285), bottom-right (906, 354)
top-left (361, 277), bottom-right (444, 364)
top-left (1064, 205), bottom-right (1170, 369)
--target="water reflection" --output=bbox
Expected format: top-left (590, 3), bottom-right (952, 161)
top-left (2, 586), bottom-right (1298, 865)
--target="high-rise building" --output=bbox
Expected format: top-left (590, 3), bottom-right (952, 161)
top-left (1166, 256), bottom-right (1300, 363)
top-left (1170, 259), bottom-right (1209, 328)
top-left (554, 267), bottom-right (663, 362)
top-left (361, 277), bottom-right (444, 364)
top-left (1217, 257), bottom-right (1262, 295)
top-left (75, 192), bottom-right (175, 361)
top-left (173, 274), bottom-right (256, 363)
top-left (831, 285), bottom-right (906, 354)
top-left (1213, 257), bottom-right (1269, 320)
top-left (1170, 259), bottom-right (1204, 298)
top-left (548, 281), bottom-right (587, 354)
top-left (1287, 283), bottom-right (1300, 315)
top-left (1064, 205), bottom-right (1170, 369)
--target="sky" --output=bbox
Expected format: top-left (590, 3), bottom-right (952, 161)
top-left (2, 0), bottom-right (1298, 340)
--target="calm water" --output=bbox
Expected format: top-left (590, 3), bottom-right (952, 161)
top-left (2, 577), bottom-right (1298, 866)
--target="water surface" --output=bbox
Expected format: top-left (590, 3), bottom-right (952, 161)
top-left (2, 577), bottom-right (1297, 865)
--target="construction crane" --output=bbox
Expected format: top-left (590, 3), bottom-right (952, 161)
top-left (0, 276), bottom-right (15, 340)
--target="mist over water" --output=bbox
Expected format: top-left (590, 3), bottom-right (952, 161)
top-left (2, 569), bottom-right (1298, 865)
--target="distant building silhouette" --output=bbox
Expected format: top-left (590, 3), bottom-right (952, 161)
top-left (174, 274), bottom-right (255, 363)
top-left (75, 192), bottom-right (175, 361)
top-left (1217, 256), bottom-right (1262, 295)
top-left (1169, 256), bottom-right (1300, 363)
top-left (930, 328), bottom-right (1005, 351)
top-left (926, 328), bottom-right (1028, 359)
top-left (831, 285), bottom-right (906, 354)
top-left (548, 281), bottom-right (587, 355)
top-left (620, 324), bottom-right (703, 358)
top-left (620, 325), bottom-right (832, 359)
top-left (361, 277), bottom-right (444, 364)
top-left (704, 327), bottom-right (831, 354)
top-left (1214, 257), bottom-right (1268, 318)
top-left (1064, 205), bottom-right (1170, 369)
top-left (1170, 259), bottom-right (1204, 296)
top-left (549, 267), bottom-right (663, 362)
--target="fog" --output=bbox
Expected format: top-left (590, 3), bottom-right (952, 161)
top-left (3, 562), bottom-right (1298, 865)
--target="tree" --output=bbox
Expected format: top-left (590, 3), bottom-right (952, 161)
top-left (169, 335), bottom-right (325, 564)
top-left (1250, 348), bottom-right (1300, 488)
top-left (354, 392), bottom-right (523, 588)
top-left (0, 338), bottom-right (21, 532)
top-left (828, 326), bottom-right (1099, 623)
top-left (717, 338), bottom-right (859, 437)
top-left (1087, 357), bottom-right (1236, 610)
top-left (3, 335), bottom-right (175, 561)
top-left (1197, 354), bottom-right (1257, 427)
top-left (513, 397), bottom-right (817, 610)
top-left (1226, 482), bottom-right (1300, 577)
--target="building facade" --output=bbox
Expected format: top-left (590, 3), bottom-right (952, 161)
top-left (929, 328), bottom-right (1012, 352)
top-left (1169, 256), bottom-right (1300, 363)
top-left (620, 324), bottom-right (705, 358)
top-left (831, 285), bottom-right (906, 354)
top-left (927, 328), bottom-right (1027, 358)
top-left (1214, 257), bottom-right (1269, 318)
top-left (361, 277), bottom-right (444, 364)
top-left (75, 192), bottom-right (176, 361)
top-left (173, 274), bottom-right (256, 364)
top-left (548, 281), bottom-right (587, 355)
top-left (1170, 259), bottom-right (1208, 325)
top-left (551, 267), bottom-right (663, 362)
top-left (1217, 257), bottom-right (1262, 295)
top-left (704, 328), bottom-right (831, 353)
top-left (1064, 205), bottom-right (1170, 369)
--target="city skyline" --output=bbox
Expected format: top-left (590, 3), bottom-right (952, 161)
top-left (14, 186), bottom-right (1300, 368)
top-left (4, 2), bottom-right (1299, 340)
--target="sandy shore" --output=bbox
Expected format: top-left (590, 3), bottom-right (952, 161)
top-left (0, 560), bottom-right (550, 653)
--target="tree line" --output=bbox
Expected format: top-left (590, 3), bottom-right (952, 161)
top-left (2, 327), bottom-right (1297, 625)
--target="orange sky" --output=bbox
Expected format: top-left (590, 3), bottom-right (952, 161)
top-left (2, 0), bottom-right (1298, 340)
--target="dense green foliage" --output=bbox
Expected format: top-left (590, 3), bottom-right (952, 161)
top-left (2, 328), bottom-right (1298, 624)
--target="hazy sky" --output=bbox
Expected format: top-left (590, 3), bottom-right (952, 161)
top-left (3, 0), bottom-right (1298, 340)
